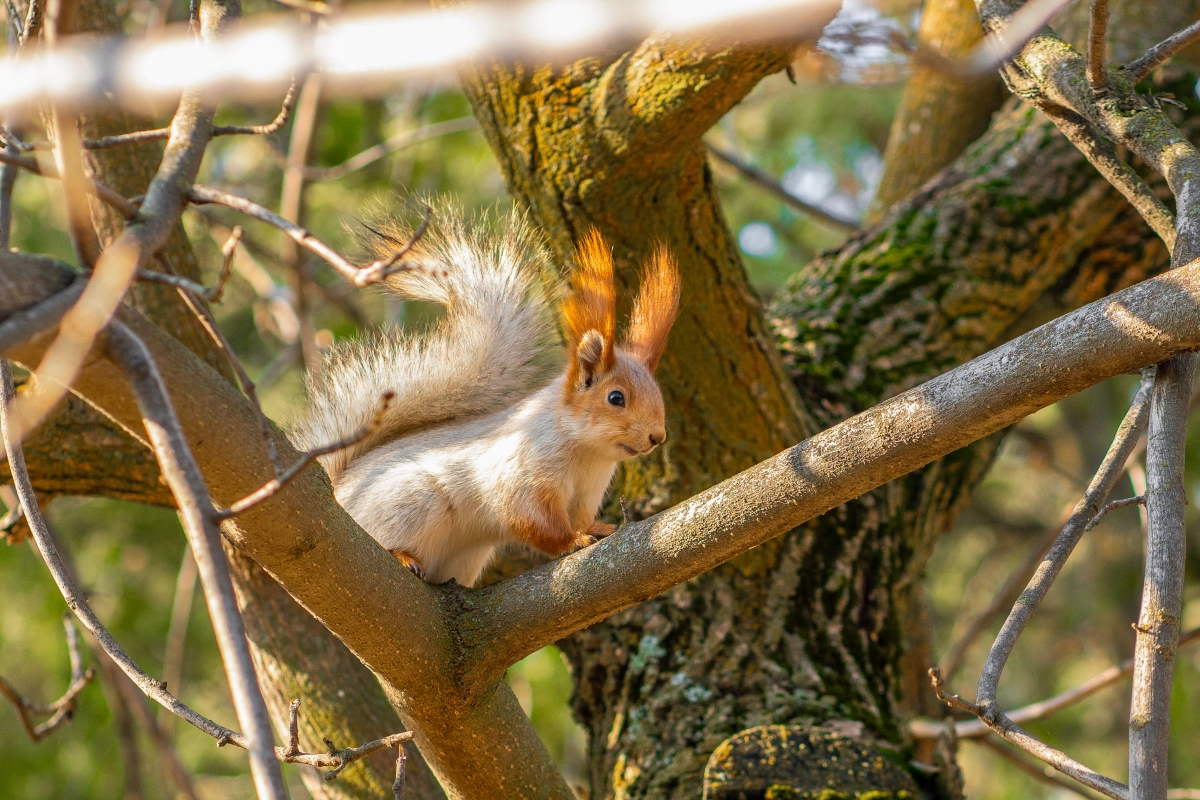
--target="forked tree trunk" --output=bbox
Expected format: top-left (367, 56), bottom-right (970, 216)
top-left (462, 11), bottom-right (1185, 797)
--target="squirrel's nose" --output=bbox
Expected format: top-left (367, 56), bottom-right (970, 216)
top-left (648, 431), bottom-right (665, 447)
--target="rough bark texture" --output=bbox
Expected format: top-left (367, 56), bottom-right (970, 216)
top-left (464, 41), bottom-right (1175, 800)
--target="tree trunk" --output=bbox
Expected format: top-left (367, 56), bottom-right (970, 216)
top-left (463, 33), bottom-right (1176, 800)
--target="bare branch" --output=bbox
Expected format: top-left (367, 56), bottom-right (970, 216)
top-left (78, 83), bottom-right (300, 150)
top-left (1086, 0), bottom-right (1108, 90)
top-left (0, 148), bottom-right (139, 218)
top-left (911, 0), bottom-right (1076, 78)
top-left (100, 323), bottom-right (289, 800)
top-left (1084, 494), bottom-right (1143, 531)
top-left (705, 142), bottom-right (859, 233)
top-left (170, 276), bottom-right (283, 476)
top-left (2, 0), bottom-right (235, 443)
top-left (188, 185), bottom-right (441, 287)
top-left (209, 224), bottom-right (241, 303)
top-left (975, 371), bottom-right (1154, 707)
top-left (162, 545), bottom-right (197, 716)
top-left (281, 699), bottom-right (413, 778)
top-left (0, 613), bottom-right (95, 742)
top-left (1034, 105), bottom-right (1175, 251)
top-left (915, 627), bottom-right (1200, 740)
top-left (930, 668), bottom-right (1128, 800)
top-left (1124, 20), bottom-right (1200, 85)
top-left (215, 391), bottom-right (393, 520)
top-left (1129, 352), bottom-right (1196, 798)
top-left (303, 116), bottom-right (479, 181)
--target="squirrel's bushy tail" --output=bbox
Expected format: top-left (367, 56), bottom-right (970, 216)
top-left (293, 204), bottom-right (560, 482)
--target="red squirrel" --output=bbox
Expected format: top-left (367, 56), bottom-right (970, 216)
top-left (295, 208), bottom-right (680, 586)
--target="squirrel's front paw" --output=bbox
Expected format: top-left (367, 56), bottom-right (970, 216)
top-left (390, 549), bottom-right (427, 581)
top-left (571, 521), bottom-right (617, 551)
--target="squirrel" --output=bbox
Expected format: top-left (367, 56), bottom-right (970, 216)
top-left (294, 207), bottom-right (680, 587)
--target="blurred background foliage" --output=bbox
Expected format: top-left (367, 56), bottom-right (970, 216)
top-left (2, 0), bottom-right (1199, 797)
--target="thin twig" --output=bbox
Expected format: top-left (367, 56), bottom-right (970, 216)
top-left (171, 275), bottom-right (283, 475)
top-left (216, 391), bottom-right (392, 520)
top-left (705, 142), bottom-right (859, 233)
top-left (188, 185), bottom-right (440, 287)
top-left (1130, 353), bottom-right (1197, 799)
top-left (914, 627), bottom-right (1200, 740)
top-left (303, 116), bottom-right (479, 181)
top-left (0, 613), bottom-right (95, 742)
top-left (1086, 0), bottom-right (1108, 91)
top-left (1124, 20), bottom-right (1200, 85)
top-left (281, 699), bottom-right (413, 778)
top-left (76, 83), bottom-right (300, 150)
top-left (210, 224), bottom-right (241, 303)
top-left (1083, 495), bottom-right (1143, 531)
top-left (975, 371), bottom-right (1155, 707)
top-left (930, 668), bottom-right (1128, 799)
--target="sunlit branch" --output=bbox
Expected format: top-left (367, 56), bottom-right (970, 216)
top-left (1086, 0), bottom-right (1109, 90)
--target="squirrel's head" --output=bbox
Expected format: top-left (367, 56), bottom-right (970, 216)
top-left (562, 229), bottom-right (680, 461)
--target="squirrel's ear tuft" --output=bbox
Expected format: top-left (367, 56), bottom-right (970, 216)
top-left (624, 245), bottom-right (680, 372)
top-left (564, 229), bottom-right (616, 388)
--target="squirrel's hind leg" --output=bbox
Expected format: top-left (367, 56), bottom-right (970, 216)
top-left (390, 549), bottom-right (427, 581)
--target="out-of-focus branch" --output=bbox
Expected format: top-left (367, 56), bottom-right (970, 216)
top-left (0, 148), bottom-right (138, 218)
top-left (76, 83), bottom-right (299, 150)
top-left (705, 142), bottom-right (859, 233)
top-left (1124, 20), bottom-right (1200, 85)
top-left (303, 116), bottom-right (479, 181)
top-left (971, 735), bottom-right (1105, 799)
top-left (280, 72), bottom-right (322, 375)
top-left (1129, 352), bottom-right (1196, 799)
top-left (0, 613), bottom-right (94, 742)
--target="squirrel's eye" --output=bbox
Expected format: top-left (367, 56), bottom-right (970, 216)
top-left (607, 390), bottom-right (626, 408)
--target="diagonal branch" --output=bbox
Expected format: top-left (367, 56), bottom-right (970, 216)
top-left (100, 323), bottom-right (289, 800)
top-left (705, 142), bottom-right (859, 232)
top-left (1124, 20), bottom-right (1200, 85)
top-left (303, 116), bottom-right (478, 181)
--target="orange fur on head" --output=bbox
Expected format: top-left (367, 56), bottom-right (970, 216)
top-left (564, 229), bottom-right (617, 386)
top-left (624, 246), bottom-right (680, 371)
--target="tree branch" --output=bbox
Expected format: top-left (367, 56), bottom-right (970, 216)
top-left (1129, 352), bottom-right (1196, 798)
top-left (1086, 0), bottom-right (1109, 90)
top-left (1124, 20), bottom-right (1200, 84)
top-left (302, 116), bottom-right (478, 181)
top-left (101, 322), bottom-right (289, 800)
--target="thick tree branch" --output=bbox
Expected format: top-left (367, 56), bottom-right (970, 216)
top-left (458, 278), bottom-right (1195, 684)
